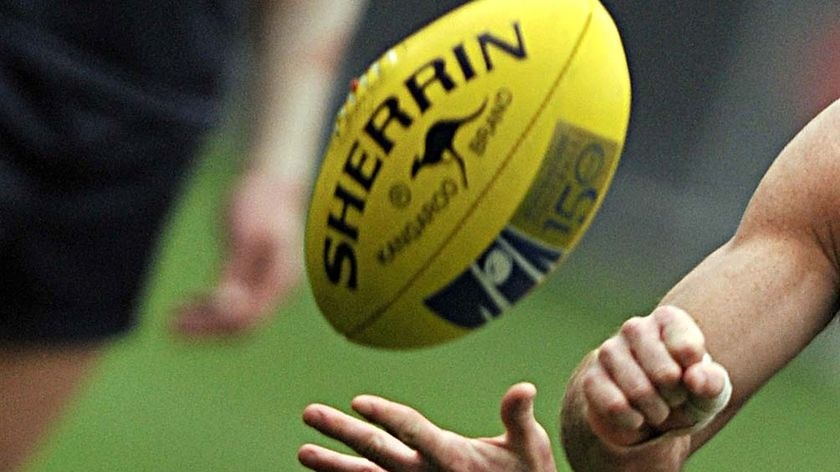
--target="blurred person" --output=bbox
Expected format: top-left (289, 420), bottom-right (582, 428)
top-left (297, 98), bottom-right (839, 471)
top-left (0, 1), bottom-right (364, 470)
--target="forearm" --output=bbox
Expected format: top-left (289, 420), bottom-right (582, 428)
top-left (559, 96), bottom-right (840, 472)
top-left (660, 235), bottom-right (838, 452)
top-left (246, 0), bottom-right (366, 182)
top-left (561, 236), bottom-right (837, 471)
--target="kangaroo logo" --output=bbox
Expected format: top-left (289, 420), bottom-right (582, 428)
top-left (410, 99), bottom-right (488, 188)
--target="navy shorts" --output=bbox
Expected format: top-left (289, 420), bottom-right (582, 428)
top-left (0, 126), bottom-right (207, 344)
top-left (0, 13), bottom-right (224, 344)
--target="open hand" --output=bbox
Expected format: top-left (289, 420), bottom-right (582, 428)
top-left (299, 383), bottom-right (557, 472)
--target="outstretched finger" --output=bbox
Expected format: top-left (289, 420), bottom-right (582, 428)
top-left (351, 395), bottom-right (455, 462)
top-left (500, 382), bottom-right (539, 444)
top-left (500, 382), bottom-right (555, 467)
top-left (298, 444), bottom-right (388, 472)
top-left (302, 403), bottom-right (421, 470)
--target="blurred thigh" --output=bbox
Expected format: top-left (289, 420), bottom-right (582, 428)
top-left (0, 344), bottom-right (102, 472)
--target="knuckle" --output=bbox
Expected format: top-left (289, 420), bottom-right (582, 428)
top-left (581, 371), bottom-right (602, 395)
top-left (651, 365), bottom-right (682, 386)
top-left (675, 325), bottom-right (705, 348)
top-left (359, 432), bottom-right (387, 460)
top-left (653, 305), bottom-right (683, 324)
top-left (398, 421), bottom-right (422, 446)
top-left (672, 342), bottom-right (704, 362)
top-left (620, 316), bottom-right (645, 337)
top-left (603, 397), bottom-right (631, 417)
top-left (624, 382), bottom-right (656, 403)
top-left (597, 338), bottom-right (622, 363)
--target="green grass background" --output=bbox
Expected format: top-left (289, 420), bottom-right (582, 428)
top-left (26, 132), bottom-right (839, 471)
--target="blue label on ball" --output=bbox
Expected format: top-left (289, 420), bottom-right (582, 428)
top-left (424, 226), bottom-right (562, 328)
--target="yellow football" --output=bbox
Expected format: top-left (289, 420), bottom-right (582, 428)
top-left (305, 0), bottom-right (631, 348)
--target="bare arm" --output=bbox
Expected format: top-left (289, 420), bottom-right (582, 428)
top-left (246, 0), bottom-right (365, 182)
top-left (293, 100), bottom-right (840, 472)
top-left (175, 0), bottom-right (366, 335)
top-left (561, 98), bottom-right (840, 471)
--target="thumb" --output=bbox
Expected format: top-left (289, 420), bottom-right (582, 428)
top-left (682, 354), bottom-right (732, 428)
top-left (500, 382), bottom-right (540, 445)
top-left (657, 354), bottom-right (733, 437)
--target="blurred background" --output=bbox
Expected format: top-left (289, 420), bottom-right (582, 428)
top-left (26, 1), bottom-right (839, 471)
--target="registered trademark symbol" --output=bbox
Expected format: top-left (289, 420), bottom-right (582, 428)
top-left (389, 182), bottom-right (412, 209)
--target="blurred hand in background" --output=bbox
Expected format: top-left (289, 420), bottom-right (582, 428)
top-left (172, 0), bottom-right (367, 337)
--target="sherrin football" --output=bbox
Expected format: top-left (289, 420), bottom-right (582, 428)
top-left (305, 0), bottom-right (631, 348)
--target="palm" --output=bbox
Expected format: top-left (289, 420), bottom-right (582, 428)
top-left (468, 428), bottom-right (555, 472)
top-left (299, 383), bottom-right (557, 472)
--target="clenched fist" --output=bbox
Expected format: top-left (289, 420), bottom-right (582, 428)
top-left (577, 305), bottom-right (731, 447)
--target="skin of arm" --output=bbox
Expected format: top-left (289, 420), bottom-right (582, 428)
top-left (174, 0), bottom-right (367, 336)
top-left (296, 100), bottom-right (840, 472)
top-left (560, 98), bottom-right (840, 471)
top-left (245, 0), bottom-right (366, 182)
